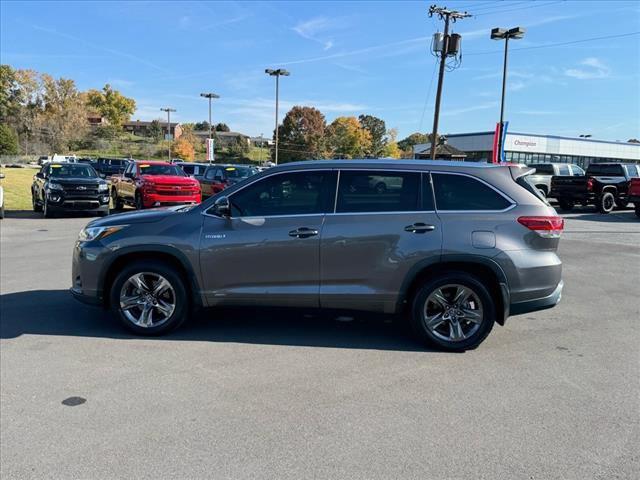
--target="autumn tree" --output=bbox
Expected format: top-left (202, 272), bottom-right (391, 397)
top-left (358, 114), bottom-right (387, 157)
top-left (172, 137), bottom-right (195, 161)
top-left (86, 84), bottom-right (136, 128)
top-left (382, 128), bottom-right (401, 158)
top-left (326, 116), bottom-right (372, 159)
top-left (275, 106), bottom-right (327, 162)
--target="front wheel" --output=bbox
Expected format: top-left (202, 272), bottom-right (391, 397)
top-left (557, 198), bottom-right (574, 212)
top-left (32, 191), bottom-right (43, 212)
top-left (111, 189), bottom-right (124, 210)
top-left (410, 272), bottom-right (496, 351)
top-left (43, 199), bottom-right (55, 218)
top-left (110, 261), bottom-right (189, 335)
top-left (597, 192), bottom-right (615, 214)
top-left (135, 192), bottom-right (144, 210)
top-left (634, 203), bottom-right (640, 219)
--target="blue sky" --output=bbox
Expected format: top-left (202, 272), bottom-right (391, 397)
top-left (1, 0), bottom-right (639, 141)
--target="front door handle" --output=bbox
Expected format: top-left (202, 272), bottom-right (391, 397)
top-left (289, 227), bottom-right (319, 238)
top-left (404, 223), bottom-right (436, 234)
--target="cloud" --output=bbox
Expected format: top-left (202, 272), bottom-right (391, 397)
top-left (565, 57), bottom-right (611, 79)
top-left (442, 102), bottom-right (498, 116)
top-left (292, 16), bottom-right (346, 50)
top-left (108, 78), bottom-right (134, 88)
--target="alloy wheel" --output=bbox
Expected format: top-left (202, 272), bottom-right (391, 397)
top-left (119, 272), bottom-right (176, 328)
top-left (423, 284), bottom-right (484, 342)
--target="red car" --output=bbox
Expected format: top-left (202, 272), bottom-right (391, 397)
top-left (629, 177), bottom-right (640, 218)
top-left (111, 161), bottom-right (201, 210)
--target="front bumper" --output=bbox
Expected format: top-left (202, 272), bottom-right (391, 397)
top-left (142, 193), bottom-right (200, 208)
top-left (70, 286), bottom-right (102, 306)
top-left (47, 190), bottom-right (110, 212)
top-left (509, 280), bottom-right (563, 316)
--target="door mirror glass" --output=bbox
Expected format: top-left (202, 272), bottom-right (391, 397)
top-left (213, 196), bottom-right (230, 217)
top-left (36, 172), bottom-right (45, 179)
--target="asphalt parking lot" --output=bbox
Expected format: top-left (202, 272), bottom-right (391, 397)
top-left (1, 208), bottom-right (639, 479)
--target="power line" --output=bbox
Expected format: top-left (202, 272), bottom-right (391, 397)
top-left (471, 1), bottom-right (529, 13)
top-left (418, 57), bottom-right (440, 131)
top-left (474, 1), bottom-right (564, 17)
top-left (466, 31), bottom-right (640, 56)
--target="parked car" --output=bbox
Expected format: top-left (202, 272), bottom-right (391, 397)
top-left (51, 154), bottom-right (77, 163)
top-left (95, 158), bottom-right (131, 177)
top-left (199, 164), bottom-right (258, 198)
top-left (176, 162), bottom-right (209, 181)
top-left (32, 163), bottom-right (110, 217)
top-left (628, 177), bottom-right (640, 218)
top-left (0, 172), bottom-right (5, 219)
top-left (71, 160), bottom-right (564, 351)
top-left (110, 160), bottom-right (201, 210)
top-left (550, 163), bottom-right (640, 213)
top-left (527, 163), bottom-right (585, 198)
top-left (37, 156), bottom-right (51, 166)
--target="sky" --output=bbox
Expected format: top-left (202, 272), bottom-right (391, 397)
top-left (1, 0), bottom-right (639, 142)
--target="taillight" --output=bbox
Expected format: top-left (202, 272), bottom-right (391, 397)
top-left (586, 178), bottom-right (594, 191)
top-left (517, 216), bottom-right (564, 238)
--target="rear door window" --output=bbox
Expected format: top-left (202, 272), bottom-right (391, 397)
top-left (530, 164), bottom-right (553, 175)
top-left (432, 173), bottom-right (512, 211)
top-left (587, 164), bottom-right (624, 176)
top-left (557, 165), bottom-right (571, 176)
top-left (336, 171), bottom-right (420, 213)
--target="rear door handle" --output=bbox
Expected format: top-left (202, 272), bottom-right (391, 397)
top-left (404, 223), bottom-right (436, 234)
top-left (289, 227), bottom-right (319, 238)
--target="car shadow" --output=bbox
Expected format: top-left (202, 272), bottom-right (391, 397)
top-left (0, 290), bottom-right (432, 352)
top-left (3, 210), bottom-right (105, 220)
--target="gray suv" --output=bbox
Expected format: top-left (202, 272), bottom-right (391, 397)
top-left (71, 160), bottom-right (564, 351)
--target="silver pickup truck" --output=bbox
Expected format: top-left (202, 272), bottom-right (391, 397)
top-left (527, 163), bottom-right (585, 198)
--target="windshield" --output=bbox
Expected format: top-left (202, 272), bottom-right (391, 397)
top-left (49, 164), bottom-right (98, 178)
top-left (139, 164), bottom-right (185, 176)
top-left (225, 166), bottom-right (256, 178)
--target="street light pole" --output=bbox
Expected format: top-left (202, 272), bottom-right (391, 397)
top-left (491, 27), bottom-right (525, 163)
top-left (160, 107), bottom-right (176, 162)
top-left (200, 93), bottom-right (220, 163)
top-left (265, 68), bottom-right (290, 165)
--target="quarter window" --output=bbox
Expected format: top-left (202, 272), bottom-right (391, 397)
top-left (336, 171), bottom-right (420, 213)
top-left (432, 173), bottom-right (512, 211)
top-left (229, 171), bottom-right (334, 217)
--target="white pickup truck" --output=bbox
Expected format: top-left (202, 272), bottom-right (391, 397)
top-left (527, 163), bottom-right (585, 198)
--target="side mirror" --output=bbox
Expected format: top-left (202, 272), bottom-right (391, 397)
top-left (124, 172), bottom-right (135, 179)
top-left (0, 173), bottom-right (5, 179)
top-left (36, 172), bottom-right (45, 179)
top-left (214, 175), bottom-right (223, 182)
top-left (99, 173), bottom-right (106, 179)
top-left (213, 196), bottom-right (231, 217)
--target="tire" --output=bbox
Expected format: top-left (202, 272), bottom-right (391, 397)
top-left (135, 192), bottom-right (144, 210)
top-left (597, 192), bottom-right (615, 214)
top-left (109, 260), bottom-right (189, 336)
top-left (43, 199), bottom-right (55, 218)
top-left (536, 186), bottom-right (547, 198)
top-left (111, 188), bottom-right (124, 210)
top-left (410, 272), bottom-right (496, 351)
top-left (0, 205), bottom-right (4, 219)
top-left (32, 191), bottom-right (43, 212)
top-left (634, 203), bottom-right (640, 219)
top-left (557, 198), bottom-right (574, 212)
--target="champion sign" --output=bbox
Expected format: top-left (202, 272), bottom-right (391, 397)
top-left (514, 139), bottom-right (537, 148)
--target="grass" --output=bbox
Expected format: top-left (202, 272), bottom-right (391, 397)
top-left (1, 167), bottom-right (39, 211)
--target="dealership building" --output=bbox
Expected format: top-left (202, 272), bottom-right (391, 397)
top-left (414, 131), bottom-right (640, 167)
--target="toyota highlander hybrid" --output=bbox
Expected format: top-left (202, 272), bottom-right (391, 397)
top-left (71, 160), bottom-right (564, 351)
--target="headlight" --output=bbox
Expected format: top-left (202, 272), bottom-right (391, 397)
top-left (47, 182), bottom-right (63, 191)
top-left (78, 225), bottom-right (127, 242)
top-left (98, 183), bottom-right (108, 192)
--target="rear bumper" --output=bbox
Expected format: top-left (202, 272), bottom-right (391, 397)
top-left (509, 280), bottom-right (563, 316)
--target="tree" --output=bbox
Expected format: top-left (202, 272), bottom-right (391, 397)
top-left (628, 138), bottom-right (640, 144)
top-left (229, 136), bottom-right (250, 157)
top-left (0, 124), bottom-right (19, 154)
top-left (172, 137), bottom-right (195, 161)
top-left (358, 114), bottom-right (387, 157)
top-left (147, 120), bottom-right (163, 141)
top-left (275, 106), bottom-right (327, 162)
top-left (194, 121), bottom-right (210, 131)
top-left (215, 122), bottom-right (230, 132)
top-left (382, 128), bottom-right (401, 158)
top-left (397, 132), bottom-right (430, 152)
top-left (86, 84), bottom-right (136, 128)
top-left (326, 116), bottom-right (372, 159)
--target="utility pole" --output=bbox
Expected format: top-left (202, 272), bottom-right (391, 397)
top-left (160, 107), bottom-right (176, 161)
top-left (200, 93), bottom-right (219, 163)
top-left (428, 5), bottom-right (471, 160)
top-left (265, 68), bottom-right (290, 165)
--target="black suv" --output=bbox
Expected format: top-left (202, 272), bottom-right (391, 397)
top-left (32, 163), bottom-right (110, 217)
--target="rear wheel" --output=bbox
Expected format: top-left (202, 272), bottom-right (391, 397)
top-left (557, 198), bottom-right (574, 211)
top-left (0, 205), bottom-right (4, 219)
top-left (135, 192), bottom-right (144, 210)
top-left (110, 261), bottom-right (189, 335)
top-left (634, 203), bottom-right (640, 219)
top-left (597, 192), bottom-right (615, 214)
top-left (536, 186), bottom-right (548, 198)
top-left (410, 272), bottom-right (496, 351)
